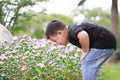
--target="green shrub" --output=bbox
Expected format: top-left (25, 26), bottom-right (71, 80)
top-left (0, 35), bottom-right (82, 80)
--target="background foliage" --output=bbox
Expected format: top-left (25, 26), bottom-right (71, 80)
top-left (0, 0), bottom-right (48, 28)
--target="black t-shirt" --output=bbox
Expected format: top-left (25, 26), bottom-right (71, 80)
top-left (68, 22), bottom-right (117, 49)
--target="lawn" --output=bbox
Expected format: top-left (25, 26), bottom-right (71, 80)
top-left (99, 62), bottom-right (120, 80)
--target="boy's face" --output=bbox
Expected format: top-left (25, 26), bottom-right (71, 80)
top-left (49, 28), bottom-right (68, 46)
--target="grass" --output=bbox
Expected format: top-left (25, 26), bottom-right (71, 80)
top-left (99, 62), bottom-right (120, 80)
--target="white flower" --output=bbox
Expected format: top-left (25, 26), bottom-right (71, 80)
top-left (24, 51), bottom-right (29, 55)
top-left (36, 63), bottom-right (45, 68)
top-left (59, 54), bottom-right (67, 58)
top-left (20, 66), bottom-right (27, 71)
top-left (69, 46), bottom-right (75, 52)
top-left (34, 53), bottom-right (40, 57)
top-left (49, 60), bottom-right (55, 65)
top-left (50, 46), bottom-right (57, 51)
top-left (62, 55), bottom-right (67, 58)
top-left (0, 61), bottom-right (4, 64)
top-left (74, 54), bottom-right (79, 58)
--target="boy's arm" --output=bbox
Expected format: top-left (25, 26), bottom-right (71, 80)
top-left (77, 30), bottom-right (90, 61)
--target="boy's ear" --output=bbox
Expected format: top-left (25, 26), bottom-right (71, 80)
top-left (57, 30), bottom-right (62, 35)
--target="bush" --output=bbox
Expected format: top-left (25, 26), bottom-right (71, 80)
top-left (0, 35), bottom-right (82, 80)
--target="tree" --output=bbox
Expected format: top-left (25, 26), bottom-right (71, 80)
top-left (83, 8), bottom-right (111, 29)
top-left (10, 10), bottom-right (74, 38)
top-left (0, 0), bottom-right (48, 28)
top-left (10, 9), bottom-right (47, 38)
top-left (47, 14), bottom-right (74, 25)
top-left (107, 0), bottom-right (118, 64)
top-left (78, 0), bottom-right (118, 64)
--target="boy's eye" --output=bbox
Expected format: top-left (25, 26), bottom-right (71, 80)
top-left (52, 40), bottom-right (56, 42)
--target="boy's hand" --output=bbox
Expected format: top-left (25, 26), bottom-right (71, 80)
top-left (80, 53), bottom-right (88, 62)
top-left (77, 31), bottom-right (89, 62)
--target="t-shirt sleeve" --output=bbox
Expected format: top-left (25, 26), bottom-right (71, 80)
top-left (68, 24), bottom-right (83, 40)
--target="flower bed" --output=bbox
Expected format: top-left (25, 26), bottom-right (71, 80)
top-left (0, 35), bottom-right (82, 80)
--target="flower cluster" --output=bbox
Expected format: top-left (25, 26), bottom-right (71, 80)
top-left (0, 35), bottom-right (82, 80)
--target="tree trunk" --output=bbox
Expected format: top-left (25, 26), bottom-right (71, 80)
top-left (0, 2), bottom-right (4, 24)
top-left (106, 0), bottom-right (118, 64)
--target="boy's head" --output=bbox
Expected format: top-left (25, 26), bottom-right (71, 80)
top-left (45, 20), bottom-right (68, 45)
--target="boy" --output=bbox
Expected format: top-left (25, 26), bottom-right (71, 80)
top-left (45, 20), bottom-right (116, 80)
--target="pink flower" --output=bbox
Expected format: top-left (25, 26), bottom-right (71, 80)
top-left (0, 54), bottom-right (8, 60)
top-left (1, 73), bottom-right (5, 77)
top-left (57, 45), bottom-right (64, 49)
top-left (33, 44), bottom-right (40, 49)
top-left (22, 55), bottom-right (28, 59)
top-left (9, 55), bottom-right (14, 58)
top-left (15, 55), bottom-right (22, 59)
top-left (4, 51), bottom-right (11, 54)
top-left (12, 36), bottom-right (18, 41)
top-left (12, 50), bottom-right (17, 53)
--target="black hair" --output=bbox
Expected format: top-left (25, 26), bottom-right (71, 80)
top-left (45, 20), bottom-right (66, 39)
